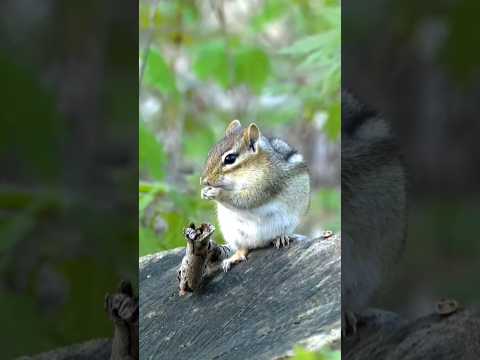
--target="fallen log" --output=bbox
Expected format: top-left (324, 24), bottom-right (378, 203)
top-left (343, 306), bottom-right (480, 360)
top-left (139, 234), bottom-right (341, 360)
top-left (16, 339), bottom-right (111, 360)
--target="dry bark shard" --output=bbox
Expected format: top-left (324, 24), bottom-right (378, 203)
top-left (177, 223), bottom-right (231, 296)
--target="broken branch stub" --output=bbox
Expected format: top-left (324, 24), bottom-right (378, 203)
top-left (105, 280), bottom-right (139, 360)
top-left (177, 223), bottom-right (228, 296)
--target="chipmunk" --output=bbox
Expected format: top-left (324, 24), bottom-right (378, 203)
top-left (342, 90), bottom-right (407, 335)
top-left (200, 120), bottom-right (310, 271)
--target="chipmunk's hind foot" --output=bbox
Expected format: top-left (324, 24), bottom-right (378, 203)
top-left (272, 235), bottom-right (292, 248)
top-left (222, 249), bottom-right (248, 272)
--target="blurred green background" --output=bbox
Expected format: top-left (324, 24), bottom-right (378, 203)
top-left (0, 1), bottom-right (137, 358)
top-left (139, 0), bottom-right (341, 256)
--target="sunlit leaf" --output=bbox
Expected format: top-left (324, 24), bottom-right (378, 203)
top-left (183, 125), bottom-right (217, 163)
top-left (280, 32), bottom-right (336, 55)
top-left (234, 46), bottom-right (271, 93)
top-left (144, 49), bottom-right (176, 94)
top-left (324, 102), bottom-right (340, 140)
top-left (292, 346), bottom-right (341, 360)
top-left (139, 192), bottom-right (155, 213)
top-left (193, 41), bottom-right (230, 88)
top-left (251, 0), bottom-right (288, 32)
top-left (139, 180), bottom-right (170, 194)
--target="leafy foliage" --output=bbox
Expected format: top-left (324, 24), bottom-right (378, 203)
top-left (193, 40), bottom-right (230, 88)
top-left (139, 122), bottom-right (166, 180)
top-left (144, 49), bottom-right (177, 94)
top-left (234, 45), bottom-right (271, 93)
top-left (292, 346), bottom-right (341, 360)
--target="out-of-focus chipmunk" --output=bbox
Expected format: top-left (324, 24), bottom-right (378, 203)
top-left (342, 90), bottom-right (407, 334)
top-left (200, 120), bottom-right (310, 271)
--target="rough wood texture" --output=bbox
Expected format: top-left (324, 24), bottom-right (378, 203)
top-left (343, 307), bottom-right (480, 360)
top-left (139, 235), bottom-right (341, 360)
top-left (17, 339), bottom-right (111, 360)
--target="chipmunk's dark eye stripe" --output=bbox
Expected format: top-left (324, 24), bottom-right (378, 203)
top-left (223, 153), bottom-right (238, 165)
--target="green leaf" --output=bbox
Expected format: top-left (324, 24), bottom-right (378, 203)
top-left (193, 41), bottom-right (230, 88)
top-left (292, 346), bottom-right (341, 360)
top-left (280, 32), bottom-right (335, 55)
top-left (234, 46), bottom-right (271, 93)
top-left (139, 225), bottom-right (163, 256)
top-left (251, 0), bottom-right (288, 32)
top-left (139, 181), bottom-right (170, 194)
top-left (183, 125), bottom-right (216, 163)
top-left (139, 182), bottom-right (169, 213)
top-left (320, 6), bottom-right (341, 27)
top-left (0, 213), bottom-right (35, 252)
top-left (144, 49), bottom-right (176, 94)
top-left (139, 192), bottom-right (155, 213)
top-left (162, 211), bottom-right (189, 250)
top-left (139, 122), bottom-right (166, 181)
top-left (324, 102), bottom-right (341, 140)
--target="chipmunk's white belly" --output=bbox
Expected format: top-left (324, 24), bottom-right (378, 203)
top-left (216, 199), bottom-right (302, 250)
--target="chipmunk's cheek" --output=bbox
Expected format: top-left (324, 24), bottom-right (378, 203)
top-left (220, 176), bottom-right (242, 192)
top-left (201, 186), bottom-right (221, 200)
top-left (230, 178), bottom-right (248, 192)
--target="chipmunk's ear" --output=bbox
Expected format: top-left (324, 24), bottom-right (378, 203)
top-left (246, 123), bottom-right (260, 152)
top-left (225, 119), bottom-right (242, 136)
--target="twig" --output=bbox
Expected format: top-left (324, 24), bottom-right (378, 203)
top-left (139, 0), bottom-right (161, 91)
top-left (138, 181), bottom-right (169, 194)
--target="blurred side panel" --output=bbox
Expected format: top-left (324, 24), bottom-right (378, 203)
top-left (0, 0), bottom-right (138, 357)
top-left (343, 0), bottom-right (480, 358)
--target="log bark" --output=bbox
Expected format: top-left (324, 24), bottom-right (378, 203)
top-left (16, 339), bottom-right (111, 360)
top-left (139, 235), bottom-right (341, 360)
top-left (19, 233), bottom-right (480, 360)
top-left (343, 307), bottom-right (480, 360)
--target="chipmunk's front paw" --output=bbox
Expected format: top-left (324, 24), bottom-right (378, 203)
top-left (201, 186), bottom-right (220, 200)
top-left (272, 235), bottom-right (291, 248)
top-left (222, 259), bottom-right (233, 272)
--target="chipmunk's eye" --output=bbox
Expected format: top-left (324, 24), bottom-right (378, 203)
top-left (223, 153), bottom-right (238, 165)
